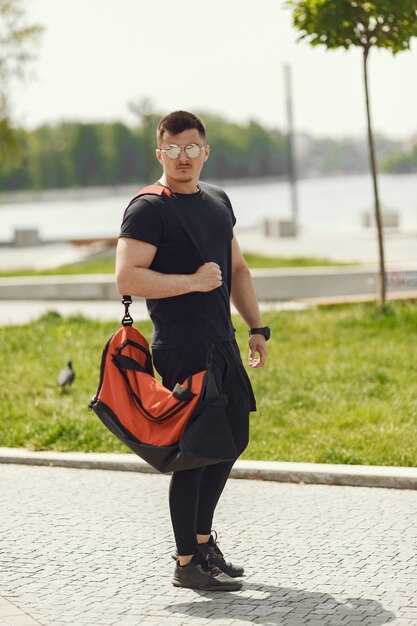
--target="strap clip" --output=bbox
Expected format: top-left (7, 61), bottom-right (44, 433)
top-left (121, 295), bottom-right (133, 326)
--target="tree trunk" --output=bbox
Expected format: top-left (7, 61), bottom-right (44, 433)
top-left (144, 116), bottom-right (153, 183)
top-left (363, 48), bottom-right (387, 311)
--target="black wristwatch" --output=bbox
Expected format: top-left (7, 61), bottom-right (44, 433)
top-left (249, 326), bottom-right (271, 341)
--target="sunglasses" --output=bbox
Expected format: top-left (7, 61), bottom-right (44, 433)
top-left (159, 143), bottom-right (206, 159)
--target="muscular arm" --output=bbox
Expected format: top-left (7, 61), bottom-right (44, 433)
top-left (115, 237), bottom-right (221, 299)
top-left (230, 235), bottom-right (267, 368)
top-left (230, 235), bottom-right (262, 327)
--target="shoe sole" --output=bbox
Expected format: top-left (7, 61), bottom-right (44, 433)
top-left (172, 578), bottom-right (242, 592)
top-left (171, 553), bottom-right (244, 578)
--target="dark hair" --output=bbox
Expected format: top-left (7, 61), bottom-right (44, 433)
top-left (157, 110), bottom-right (206, 146)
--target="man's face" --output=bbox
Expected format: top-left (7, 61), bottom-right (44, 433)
top-left (156, 128), bottom-right (210, 186)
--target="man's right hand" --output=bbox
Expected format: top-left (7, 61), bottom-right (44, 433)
top-left (193, 262), bottom-right (222, 292)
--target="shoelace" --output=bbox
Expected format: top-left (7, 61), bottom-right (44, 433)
top-left (201, 553), bottom-right (222, 578)
top-left (208, 532), bottom-right (236, 569)
top-left (207, 532), bottom-right (230, 566)
top-left (210, 531), bottom-right (224, 558)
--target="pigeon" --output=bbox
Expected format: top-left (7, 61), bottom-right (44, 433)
top-left (57, 361), bottom-right (75, 388)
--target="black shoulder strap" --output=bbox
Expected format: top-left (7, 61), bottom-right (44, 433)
top-left (122, 185), bottom-right (209, 343)
top-left (129, 184), bottom-right (206, 263)
top-left (161, 188), bottom-right (213, 355)
top-left (165, 195), bottom-right (206, 264)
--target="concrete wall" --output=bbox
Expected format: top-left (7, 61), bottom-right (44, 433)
top-left (0, 275), bottom-right (119, 301)
top-left (0, 268), bottom-right (417, 301)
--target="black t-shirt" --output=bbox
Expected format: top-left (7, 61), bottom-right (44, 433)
top-left (119, 181), bottom-right (237, 348)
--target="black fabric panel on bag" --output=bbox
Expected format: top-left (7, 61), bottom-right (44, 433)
top-left (153, 340), bottom-right (254, 457)
top-left (179, 370), bottom-right (237, 461)
top-left (91, 398), bottom-right (235, 473)
top-left (180, 398), bottom-right (237, 461)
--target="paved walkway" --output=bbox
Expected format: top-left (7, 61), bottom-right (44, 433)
top-left (1, 464), bottom-right (416, 626)
top-left (236, 228), bottom-right (417, 266)
top-left (0, 242), bottom-right (106, 271)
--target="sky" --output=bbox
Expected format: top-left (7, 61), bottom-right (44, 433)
top-left (11, 0), bottom-right (417, 141)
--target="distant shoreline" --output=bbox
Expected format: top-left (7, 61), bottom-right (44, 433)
top-left (1, 172), bottom-right (410, 206)
top-left (0, 176), bottom-right (289, 205)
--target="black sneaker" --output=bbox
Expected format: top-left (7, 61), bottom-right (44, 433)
top-left (171, 531), bottom-right (244, 578)
top-left (172, 552), bottom-right (242, 592)
top-left (199, 532), bottom-right (245, 578)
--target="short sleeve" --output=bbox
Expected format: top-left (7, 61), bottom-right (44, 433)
top-left (119, 197), bottom-right (164, 247)
top-left (218, 189), bottom-right (237, 227)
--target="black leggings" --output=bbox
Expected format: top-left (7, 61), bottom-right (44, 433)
top-left (153, 341), bottom-right (255, 556)
top-left (169, 460), bottom-right (236, 556)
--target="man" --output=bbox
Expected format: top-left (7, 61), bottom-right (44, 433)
top-left (116, 111), bottom-right (269, 592)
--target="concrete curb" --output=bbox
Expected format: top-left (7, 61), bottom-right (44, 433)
top-left (1, 268), bottom-right (417, 301)
top-left (0, 447), bottom-right (416, 490)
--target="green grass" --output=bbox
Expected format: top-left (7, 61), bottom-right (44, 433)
top-left (0, 252), bottom-right (354, 278)
top-left (242, 252), bottom-right (353, 268)
top-left (0, 256), bottom-right (117, 277)
top-left (1, 302), bottom-right (416, 466)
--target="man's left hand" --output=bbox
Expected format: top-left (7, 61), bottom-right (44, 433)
top-left (248, 335), bottom-right (268, 368)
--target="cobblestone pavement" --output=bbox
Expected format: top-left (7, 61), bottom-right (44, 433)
top-left (1, 465), bottom-right (416, 626)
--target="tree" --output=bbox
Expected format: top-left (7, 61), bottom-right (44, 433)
top-left (128, 97), bottom-right (157, 183)
top-left (0, 0), bottom-right (42, 164)
top-left (287, 0), bottom-right (417, 310)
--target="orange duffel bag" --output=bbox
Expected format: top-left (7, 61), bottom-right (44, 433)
top-left (89, 297), bottom-right (238, 473)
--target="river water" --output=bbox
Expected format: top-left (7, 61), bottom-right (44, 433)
top-left (0, 173), bottom-right (416, 241)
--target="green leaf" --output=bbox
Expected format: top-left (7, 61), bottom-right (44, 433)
top-left (287, 0), bottom-right (417, 52)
